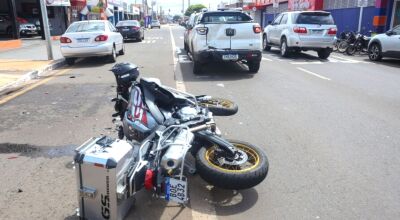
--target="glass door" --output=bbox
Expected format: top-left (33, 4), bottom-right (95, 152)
top-left (392, 0), bottom-right (400, 28)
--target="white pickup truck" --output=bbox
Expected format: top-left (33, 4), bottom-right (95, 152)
top-left (184, 9), bottom-right (263, 74)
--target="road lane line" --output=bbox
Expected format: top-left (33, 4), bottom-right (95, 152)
top-left (331, 55), bottom-right (359, 63)
top-left (151, 40), bottom-right (156, 43)
top-left (290, 61), bottom-right (323, 65)
top-left (297, 67), bottom-right (331, 81)
top-left (262, 57), bottom-right (272, 61)
top-left (327, 58), bottom-right (339, 63)
top-left (0, 68), bottom-right (71, 105)
top-left (168, 25), bottom-right (218, 220)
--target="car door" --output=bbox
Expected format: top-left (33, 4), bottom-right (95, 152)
top-left (276, 13), bottom-right (288, 41)
top-left (384, 26), bottom-right (400, 58)
top-left (188, 14), bottom-right (200, 53)
top-left (269, 14), bottom-right (283, 44)
top-left (108, 21), bottom-right (123, 51)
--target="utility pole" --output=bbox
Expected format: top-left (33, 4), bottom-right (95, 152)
top-left (39, 0), bottom-right (53, 60)
top-left (182, 0), bottom-right (184, 13)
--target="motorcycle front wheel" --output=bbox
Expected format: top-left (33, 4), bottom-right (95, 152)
top-left (198, 97), bottom-right (238, 116)
top-left (196, 140), bottom-right (269, 190)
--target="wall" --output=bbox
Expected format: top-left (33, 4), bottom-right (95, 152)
top-left (326, 6), bottom-right (375, 35)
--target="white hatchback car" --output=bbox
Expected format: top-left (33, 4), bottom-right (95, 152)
top-left (368, 25), bottom-right (400, 61)
top-left (263, 11), bottom-right (337, 59)
top-left (60, 20), bottom-right (124, 65)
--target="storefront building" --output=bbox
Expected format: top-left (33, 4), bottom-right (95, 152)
top-left (241, 0), bottom-right (399, 34)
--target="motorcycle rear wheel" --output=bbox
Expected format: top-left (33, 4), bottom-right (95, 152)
top-left (198, 97), bottom-right (238, 116)
top-left (196, 140), bottom-right (269, 190)
top-left (338, 41), bottom-right (348, 53)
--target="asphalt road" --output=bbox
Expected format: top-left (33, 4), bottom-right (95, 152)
top-left (1, 25), bottom-right (400, 219)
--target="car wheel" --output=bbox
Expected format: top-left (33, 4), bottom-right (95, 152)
top-left (280, 38), bottom-right (290, 57)
top-left (317, 49), bottom-right (331, 59)
top-left (263, 34), bottom-right (271, 51)
top-left (368, 43), bottom-right (382, 61)
top-left (193, 61), bottom-right (202, 75)
top-left (119, 44), bottom-right (125, 55)
top-left (109, 46), bottom-right (117, 63)
top-left (65, 58), bottom-right (75, 66)
top-left (248, 61), bottom-right (260, 73)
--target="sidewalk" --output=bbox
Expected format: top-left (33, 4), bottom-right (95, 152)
top-left (0, 38), bottom-right (64, 94)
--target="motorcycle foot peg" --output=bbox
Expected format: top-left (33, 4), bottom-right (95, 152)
top-left (112, 113), bottom-right (119, 117)
top-left (111, 98), bottom-right (118, 102)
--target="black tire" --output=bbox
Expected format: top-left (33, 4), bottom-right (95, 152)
top-left (346, 45), bottom-right (356, 55)
top-left (263, 34), bottom-right (271, 51)
top-left (199, 97), bottom-right (238, 116)
top-left (317, 49), bottom-right (331, 59)
top-left (109, 46), bottom-right (117, 63)
top-left (337, 41), bottom-right (348, 53)
top-left (368, 43), bottom-right (382, 61)
top-left (248, 61), bottom-right (260, 73)
top-left (184, 43), bottom-right (189, 52)
top-left (65, 58), bottom-right (75, 66)
top-left (280, 37), bottom-right (290, 57)
top-left (193, 61), bottom-right (202, 75)
top-left (196, 140), bottom-right (269, 190)
top-left (119, 44), bottom-right (125, 55)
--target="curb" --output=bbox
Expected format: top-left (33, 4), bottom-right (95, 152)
top-left (0, 58), bottom-right (65, 94)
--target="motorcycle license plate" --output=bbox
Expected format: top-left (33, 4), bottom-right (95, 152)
top-left (165, 177), bottom-right (187, 204)
top-left (222, 54), bottom-right (239, 61)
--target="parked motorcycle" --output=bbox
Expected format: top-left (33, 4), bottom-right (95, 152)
top-left (110, 62), bottom-right (269, 191)
top-left (337, 31), bottom-right (357, 53)
top-left (345, 33), bottom-right (371, 55)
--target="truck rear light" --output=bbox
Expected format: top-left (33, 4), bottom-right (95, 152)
top-left (253, 24), bottom-right (262, 33)
top-left (196, 27), bottom-right (208, 35)
top-left (328, 28), bottom-right (337, 35)
top-left (60, 37), bottom-right (71, 43)
top-left (293, 27), bottom-right (307, 34)
top-left (95, 35), bottom-right (108, 41)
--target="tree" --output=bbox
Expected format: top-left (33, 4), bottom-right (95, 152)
top-left (173, 15), bottom-right (182, 22)
top-left (184, 4), bottom-right (207, 16)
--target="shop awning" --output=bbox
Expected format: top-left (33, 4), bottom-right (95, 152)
top-left (46, 0), bottom-right (71, 7)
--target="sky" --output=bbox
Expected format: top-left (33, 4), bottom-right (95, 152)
top-left (156, 0), bottom-right (224, 15)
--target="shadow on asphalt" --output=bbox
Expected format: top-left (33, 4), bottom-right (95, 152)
top-left (263, 48), bottom-right (327, 62)
top-left (363, 58), bottom-right (400, 68)
top-left (211, 187), bottom-right (259, 216)
top-left (68, 57), bottom-right (110, 69)
top-left (177, 52), bottom-right (256, 82)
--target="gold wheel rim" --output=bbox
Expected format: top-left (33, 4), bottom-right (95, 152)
top-left (201, 98), bottom-right (233, 108)
top-left (205, 143), bottom-right (260, 173)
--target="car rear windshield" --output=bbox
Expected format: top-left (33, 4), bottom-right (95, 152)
top-left (294, 12), bottom-right (334, 25)
top-left (200, 12), bottom-right (252, 23)
top-left (67, 22), bottom-right (105, 33)
top-left (116, 21), bottom-right (139, 27)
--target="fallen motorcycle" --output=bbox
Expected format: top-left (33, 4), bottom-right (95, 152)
top-left (73, 63), bottom-right (268, 220)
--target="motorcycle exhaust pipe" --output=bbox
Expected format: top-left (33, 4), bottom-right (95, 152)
top-left (161, 129), bottom-right (194, 170)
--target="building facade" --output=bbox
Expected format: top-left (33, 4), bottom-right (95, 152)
top-left (238, 0), bottom-right (399, 35)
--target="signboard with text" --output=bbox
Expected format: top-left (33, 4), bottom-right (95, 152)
top-left (46, 0), bottom-right (71, 6)
top-left (288, 0), bottom-right (323, 11)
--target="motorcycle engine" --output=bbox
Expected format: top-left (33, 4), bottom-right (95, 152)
top-left (177, 106), bottom-right (198, 121)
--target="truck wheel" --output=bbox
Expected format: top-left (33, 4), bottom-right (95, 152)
top-left (280, 38), bottom-right (290, 57)
top-left (317, 49), bottom-right (331, 59)
top-left (248, 61), bottom-right (260, 73)
top-left (263, 34), bottom-right (271, 51)
top-left (193, 61), bottom-right (202, 75)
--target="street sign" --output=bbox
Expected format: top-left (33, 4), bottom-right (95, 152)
top-left (357, 0), bottom-right (368, 7)
top-left (273, 0), bottom-right (279, 8)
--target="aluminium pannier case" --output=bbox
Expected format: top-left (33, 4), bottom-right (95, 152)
top-left (74, 136), bottom-right (136, 220)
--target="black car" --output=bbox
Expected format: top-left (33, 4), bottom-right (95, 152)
top-left (116, 20), bottom-right (144, 42)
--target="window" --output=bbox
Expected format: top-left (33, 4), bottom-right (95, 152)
top-left (272, 14), bottom-right (283, 25)
top-left (280, 14), bottom-right (288, 25)
top-left (200, 12), bottom-right (252, 23)
top-left (116, 21), bottom-right (140, 27)
top-left (294, 12), bottom-right (334, 25)
top-left (66, 22), bottom-right (105, 33)
top-left (392, 25), bottom-right (400, 35)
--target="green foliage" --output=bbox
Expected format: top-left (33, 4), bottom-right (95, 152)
top-left (184, 4), bottom-right (207, 16)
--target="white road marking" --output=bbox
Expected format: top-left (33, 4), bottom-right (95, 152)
top-left (331, 55), bottom-right (359, 63)
top-left (151, 40), bottom-right (156, 43)
top-left (290, 61), bottom-right (323, 65)
top-left (169, 25), bottom-right (217, 220)
top-left (327, 57), bottom-right (339, 63)
top-left (297, 67), bottom-right (331, 81)
top-left (178, 55), bottom-right (191, 63)
top-left (217, 83), bottom-right (225, 87)
top-left (179, 36), bottom-right (184, 39)
top-left (262, 57), bottom-right (272, 61)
